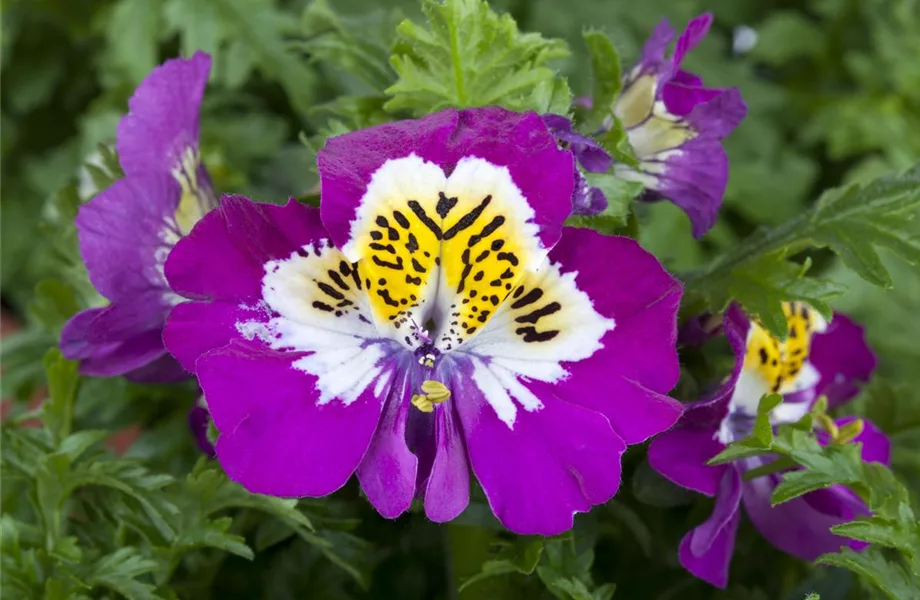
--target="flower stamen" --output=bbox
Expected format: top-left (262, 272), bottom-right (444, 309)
top-left (410, 380), bottom-right (451, 413)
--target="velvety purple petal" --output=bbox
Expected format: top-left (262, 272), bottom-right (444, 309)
top-left (78, 295), bottom-right (171, 344)
top-left (545, 228), bottom-right (683, 444)
top-left (661, 81), bottom-right (721, 117)
top-left (642, 136), bottom-right (728, 238)
top-left (648, 429), bottom-right (726, 497)
top-left (741, 457), bottom-right (868, 561)
top-left (686, 88), bottom-right (748, 141)
top-left (61, 309), bottom-right (170, 378)
top-left (164, 300), bottom-right (268, 373)
top-left (679, 467), bottom-right (742, 589)
top-left (424, 401), bottom-right (471, 522)
top-left (165, 197), bottom-right (327, 301)
top-left (319, 107), bottom-right (574, 251)
top-left (117, 52), bottom-right (211, 178)
top-left (638, 19), bottom-right (674, 69)
top-left (453, 368), bottom-right (626, 535)
top-left (810, 314), bottom-right (877, 408)
top-left (356, 368), bottom-right (418, 519)
top-left (76, 175), bottom-right (179, 302)
top-left (199, 340), bottom-right (388, 497)
top-left (671, 14), bottom-right (713, 69)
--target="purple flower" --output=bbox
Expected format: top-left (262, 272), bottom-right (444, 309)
top-left (60, 53), bottom-right (217, 382)
top-left (162, 106), bottom-right (684, 534)
top-left (613, 13), bottom-right (747, 238)
top-left (648, 304), bottom-right (886, 587)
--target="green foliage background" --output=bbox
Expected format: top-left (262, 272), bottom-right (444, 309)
top-left (2, 0), bottom-right (920, 598)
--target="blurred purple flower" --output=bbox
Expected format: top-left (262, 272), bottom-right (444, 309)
top-left (648, 304), bottom-right (885, 587)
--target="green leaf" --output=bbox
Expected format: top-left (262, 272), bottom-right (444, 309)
top-left (528, 77), bottom-right (574, 116)
top-left (818, 547), bottom-right (918, 600)
top-left (686, 165), bottom-right (920, 338)
top-left (831, 518), bottom-right (917, 555)
top-left (300, 0), bottom-right (398, 92)
top-left (459, 537), bottom-right (544, 591)
top-left (164, 0), bottom-right (226, 58)
top-left (82, 548), bottom-right (160, 600)
top-left (42, 349), bottom-right (80, 445)
top-left (106, 0), bottom-right (161, 84)
top-left (385, 0), bottom-right (569, 114)
top-left (28, 279), bottom-right (79, 333)
top-left (581, 31), bottom-right (621, 131)
top-left (210, 0), bottom-right (319, 117)
top-left (751, 394), bottom-right (783, 447)
top-left (597, 117), bottom-right (638, 168)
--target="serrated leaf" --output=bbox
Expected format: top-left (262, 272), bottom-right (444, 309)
top-left (818, 547), bottom-right (918, 600)
top-left (581, 30), bottom-right (621, 131)
top-left (172, 517), bottom-right (253, 560)
top-left (385, 0), bottom-right (569, 114)
top-left (597, 117), bottom-right (638, 168)
top-left (686, 165), bottom-right (920, 336)
top-left (83, 548), bottom-right (160, 600)
top-left (752, 394), bottom-right (783, 446)
top-left (831, 518), bottom-right (916, 555)
top-left (528, 77), bottom-right (574, 116)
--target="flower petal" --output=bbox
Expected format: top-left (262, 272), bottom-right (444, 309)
top-left (166, 197), bottom-right (330, 302)
top-left (199, 340), bottom-right (390, 497)
top-left (530, 228), bottom-right (683, 443)
top-left (60, 308), bottom-right (170, 377)
top-left (810, 314), bottom-right (877, 408)
top-left (424, 400), bottom-right (471, 522)
top-left (648, 429), bottom-right (726, 497)
top-left (678, 467), bottom-right (742, 589)
top-left (356, 366), bottom-right (419, 519)
top-left (452, 364), bottom-right (625, 535)
top-left (117, 52), bottom-right (211, 179)
top-left (77, 175), bottom-right (180, 302)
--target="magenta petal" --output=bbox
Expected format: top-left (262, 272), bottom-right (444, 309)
top-left (454, 372), bottom-right (625, 535)
top-left (424, 401), bottom-right (471, 523)
top-left (117, 52), bottom-right (211, 178)
top-left (678, 467), bottom-right (742, 589)
top-left (200, 341), bottom-right (387, 497)
top-left (164, 300), bottom-right (267, 373)
top-left (357, 369), bottom-right (418, 519)
top-left (810, 314), bottom-right (877, 408)
top-left (166, 197), bottom-right (328, 302)
top-left (547, 228), bottom-right (683, 443)
top-left (648, 429), bottom-right (726, 497)
top-left (318, 107), bottom-right (574, 251)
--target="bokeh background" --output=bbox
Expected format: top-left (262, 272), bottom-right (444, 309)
top-left (2, 0), bottom-right (919, 598)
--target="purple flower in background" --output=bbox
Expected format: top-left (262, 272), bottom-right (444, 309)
top-left (542, 114), bottom-right (613, 215)
top-left (648, 304), bottom-right (886, 588)
top-left (163, 106), bottom-right (683, 534)
top-left (60, 53), bottom-right (217, 382)
top-left (613, 13), bottom-right (747, 238)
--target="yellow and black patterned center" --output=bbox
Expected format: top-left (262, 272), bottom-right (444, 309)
top-left (744, 302), bottom-right (819, 393)
top-left (355, 188), bottom-right (533, 348)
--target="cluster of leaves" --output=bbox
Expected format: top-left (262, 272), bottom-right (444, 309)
top-left (3, 0), bottom-right (920, 599)
top-left (711, 394), bottom-right (920, 600)
top-left (1, 352), bottom-right (370, 599)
